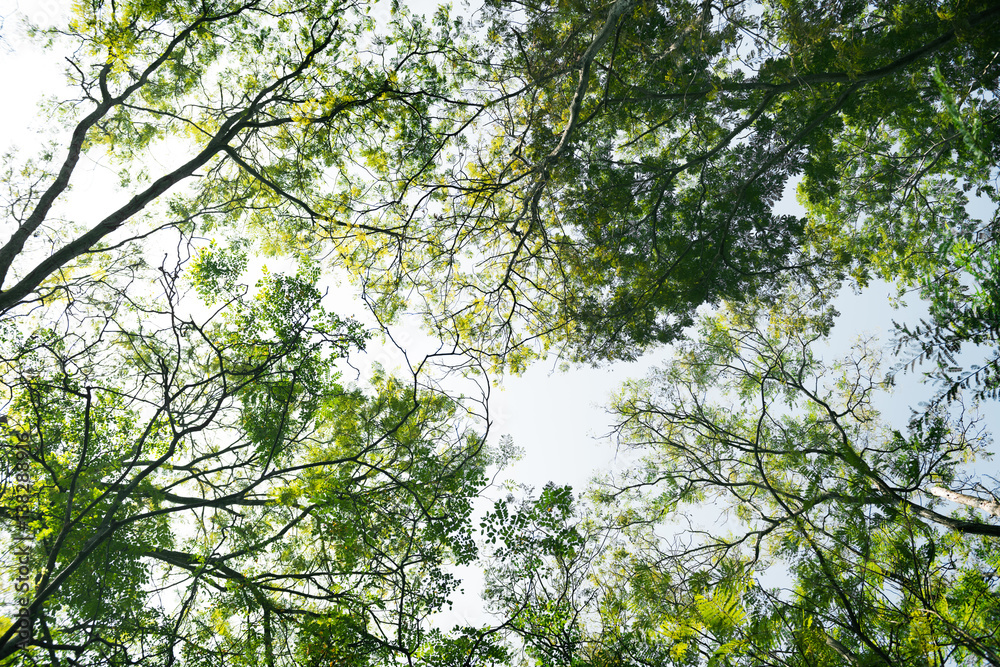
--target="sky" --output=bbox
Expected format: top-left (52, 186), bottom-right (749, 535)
top-left (2, 0), bottom-right (997, 631)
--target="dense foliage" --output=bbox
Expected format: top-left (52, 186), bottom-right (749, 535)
top-left (0, 0), bottom-right (997, 665)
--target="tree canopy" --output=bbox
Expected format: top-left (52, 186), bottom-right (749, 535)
top-left (599, 291), bottom-right (1000, 666)
top-left (441, 0), bottom-right (1000, 361)
top-left (1, 0), bottom-right (998, 665)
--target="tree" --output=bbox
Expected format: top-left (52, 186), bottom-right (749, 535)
top-left (0, 0), bottom-right (467, 316)
top-left (594, 291), bottom-right (1000, 665)
top-left (479, 483), bottom-right (594, 667)
top-left (469, 289), bottom-right (999, 667)
top-left (406, 0), bottom-right (1000, 361)
top-left (0, 4), bottom-right (511, 661)
top-left (0, 236), bottom-right (503, 665)
top-left (889, 204), bottom-right (1000, 408)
